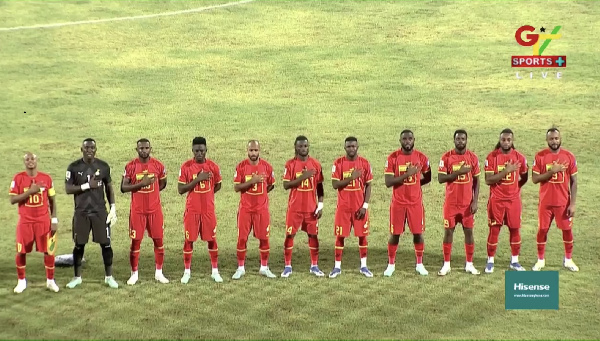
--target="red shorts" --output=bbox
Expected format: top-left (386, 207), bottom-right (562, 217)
top-left (334, 208), bottom-right (370, 238)
top-left (487, 198), bottom-right (521, 228)
top-left (390, 203), bottom-right (425, 235)
top-left (443, 204), bottom-right (474, 229)
top-left (129, 211), bottom-right (164, 240)
top-left (539, 205), bottom-right (572, 230)
top-left (16, 219), bottom-right (51, 254)
top-left (285, 210), bottom-right (318, 236)
top-left (238, 209), bottom-right (271, 240)
top-left (184, 210), bottom-right (217, 242)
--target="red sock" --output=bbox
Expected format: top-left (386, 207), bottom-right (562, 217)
top-left (130, 239), bottom-right (142, 272)
top-left (334, 237), bottom-right (345, 262)
top-left (443, 242), bottom-right (452, 262)
top-left (358, 236), bottom-right (368, 259)
top-left (387, 243), bottom-right (398, 265)
top-left (283, 237), bottom-right (294, 267)
top-left (509, 228), bottom-right (521, 257)
top-left (16, 254), bottom-right (26, 280)
top-left (465, 243), bottom-right (474, 263)
top-left (153, 238), bottom-right (165, 271)
top-left (537, 228), bottom-right (548, 259)
top-left (44, 254), bottom-right (55, 280)
top-left (414, 242), bottom-right (424, 264)
top-left (207, 240), bottom-right (218, 269)
top-left (259, 239), bottom-right (270, 267)
top-left (562, 229), bottom-right (574, 259)
top-left (183, 241), bottom-right (193, 270)
top-left (237, 239), bottom-right (247, 267)
top-left (308, 235), bottom-right (319, 266)
top-left (487, 225), bottom-right (501, 257)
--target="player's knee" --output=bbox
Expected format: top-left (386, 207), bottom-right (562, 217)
top-left (286, 234), bottom-right (295, 240)
top-left (388, 234), bottom-right (400, 245)
top-left (237, 239), bottom-right (248, 248)
top-left (412, 234), bottom-right (423, 244)
top-left (101, 244), bottom-right (113, 265)
top-left (444, 228), bottom-right (455, 236)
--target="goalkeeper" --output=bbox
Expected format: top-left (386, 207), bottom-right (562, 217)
top-left (63, 138), bottom-right (119, 289)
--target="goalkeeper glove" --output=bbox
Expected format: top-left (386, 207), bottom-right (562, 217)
top-left (106, 204), bottom-right (117, 226)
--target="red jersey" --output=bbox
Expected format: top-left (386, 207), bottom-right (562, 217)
top-left (438, 149), bottom-right (481, 206)
top-left (178, 159), bottom-right (222, 214)
top-left (331, 156), bottom-right (373, 211)
top-left (532, 148), bottom-right (577, 207)
top-left (484, 148), bottom-right (528, 201)
top-left (234, 159), bottom-right (275, 212)
top-left (9, 171), bottom-right (55, 223)
top-left (123, 158), bottom-right (166, 214)
top-left (283, 156), bottom-right (323, 213)
top-left (384, 149), bottom-right (431, 206)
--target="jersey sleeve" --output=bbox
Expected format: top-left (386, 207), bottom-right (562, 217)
top-left (568, 154), bottom-right (578, 176)
top-left (212, 163), bottom-right (223, 184)
top-left (282, 161), bottom-right (293, 182)
top-left (267, 164), bottom-right (276, 185)
top-left (532, 153), bottom-right (543, 175)
top-left (9, 174), bottom-right (20, 195)
top-left (123, 162), bottom-right (134, 181)
top-left (104, 165), bottom-right (113, 184)
top-left (364, 160), bottom-right (374, 183)
top-left (315, 161), bottom-right (324, 183)
top-left (384, 154), bottom-right (395, 175)
top-left (421, 153), bottom-right (431, 173)
top-left (178, 164), bottom-right (187, 184)
top-left (47, 175), bottom-right (56, 197)
top-left (159, 162), bottom-right (167, 180)
top-left (65, 163), bottom-right (76, 185)
top-left (471, 154), bottom-right (481, 177)
top-left (331, 160), bottom-right (342, 181)
top-left (438, 154), bottom-right (449, 174)
top-left (484, 153), bottom-right (495, 173)
top-left (234, 164), bottom-right (244, 184)
top-left (519, 153), bottom-right (529, 174)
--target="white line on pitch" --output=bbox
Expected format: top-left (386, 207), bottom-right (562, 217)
top-left (0, 0), bottom-right (255, 32)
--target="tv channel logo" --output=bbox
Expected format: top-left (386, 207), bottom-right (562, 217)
top-left (512, 25), bottom-right (565, 68)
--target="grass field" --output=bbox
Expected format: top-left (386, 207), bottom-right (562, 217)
top-left (1, 0), bottom-right (600, 339)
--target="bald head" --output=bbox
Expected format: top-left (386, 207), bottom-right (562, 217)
top-left (247, 140), bottom-right (260, 162)
top-left (23, 152), bottom-right (38, 170)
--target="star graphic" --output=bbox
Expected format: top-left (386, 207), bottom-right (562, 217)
top-left (540, 27), bottom-right (546, 32)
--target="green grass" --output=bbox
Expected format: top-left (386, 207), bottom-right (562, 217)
top-left (1, 0), bottom-right (600, 339)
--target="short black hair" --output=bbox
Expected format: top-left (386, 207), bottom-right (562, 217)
top-left (547, 127), bottom-right (560, 134)
top-left (454, 129), bottom-right (468, 139)
top-left (495, 128), bottom-right (515, 149)
top-left (400, 129), bottom-right (413, 136)
top-left (137, 138), bottom-right (150, 145)
top-left (295, 135), bottom-right (309, 144)
top-left (192, 137), bottom-right (207, 146)
top-left (82, 138), bottom-right (95, 144)
top-left (345, 136), bottom-right (358, 143)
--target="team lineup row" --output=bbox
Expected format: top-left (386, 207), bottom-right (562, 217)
top-left (9, 128), bottom-right (579, 293)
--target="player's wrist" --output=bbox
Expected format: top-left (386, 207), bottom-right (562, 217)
top-left (80, 183), bottom-right (90, 191)
top-left (317, 202), bottom-right (324, 210)
top-left (51, 217), bottom-right (59, 224)
top-left (362, 202), bottom-right (369, 209)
